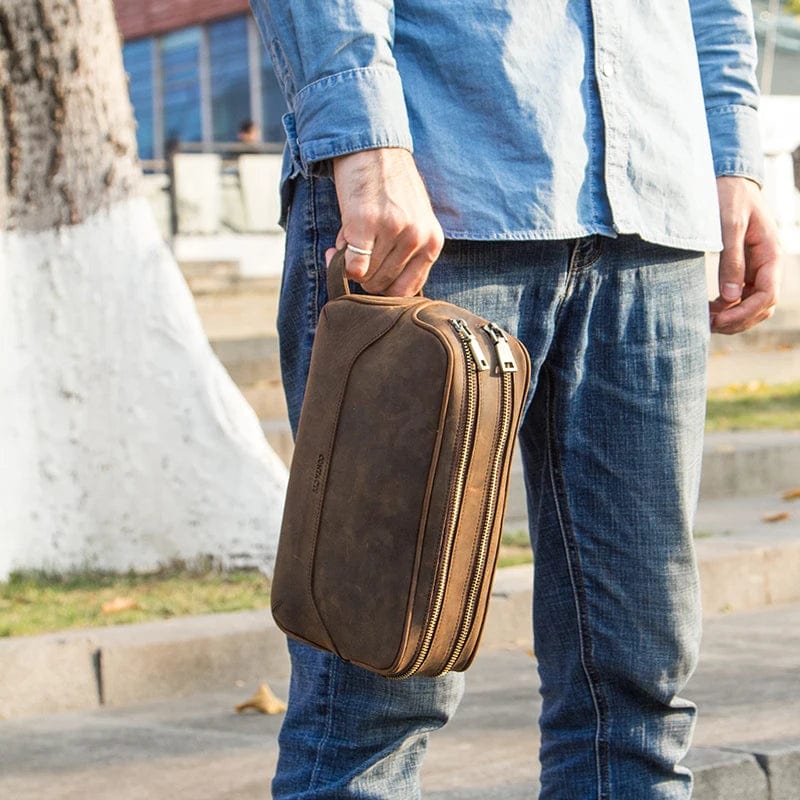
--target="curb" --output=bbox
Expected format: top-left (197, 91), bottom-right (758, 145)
top-left (0, 610), bottom-right (288, 720)
top-left (504, 430), bottom-right (800, 530)
top-left (689, 741), bottom-right (800, 800)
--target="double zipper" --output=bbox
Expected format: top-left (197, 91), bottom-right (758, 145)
top-left (397, 317), bottom-right (518, 678)
top-left (395, 320), bottom-right (483, 679)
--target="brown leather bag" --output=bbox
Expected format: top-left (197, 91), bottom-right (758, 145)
top-left (271, 250), bottom-right (530, 678)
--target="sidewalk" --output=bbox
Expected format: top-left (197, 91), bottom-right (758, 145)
top-left (1, 602), bottom-right (799, 799)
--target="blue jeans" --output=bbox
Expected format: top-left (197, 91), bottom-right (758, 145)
top-left (273, 176), bottom-right (708, 800)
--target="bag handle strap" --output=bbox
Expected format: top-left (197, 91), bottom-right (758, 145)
top-left (327, 249), bottom-right (351, 300)
top-left (326, 248), bottom-right (426, 301)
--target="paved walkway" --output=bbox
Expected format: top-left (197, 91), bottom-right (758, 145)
top-left (2, 602), bottom-right (799, 800)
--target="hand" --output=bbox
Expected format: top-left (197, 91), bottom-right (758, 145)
top-left (326, 148), bottom-right (444, 297)
top-left (710, 176), bottom-right (782, 334)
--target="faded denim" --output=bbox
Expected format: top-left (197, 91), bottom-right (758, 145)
top-left (250, 0), bottom-right (762, 251)
top-left (272, 176), bottom-right (709, 800)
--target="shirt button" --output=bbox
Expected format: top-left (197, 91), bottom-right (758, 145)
top-left (602, 61), bottom-right (615, 79)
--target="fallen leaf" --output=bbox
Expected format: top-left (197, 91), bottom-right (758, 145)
top-left (782, 488), bottom-right (800, 501)
top-left (236, 683), bottom-right (287, 715)
top-left (762, 511), bottom-right (791, 523)
top-left (101, 596), bottom-right (140, 614)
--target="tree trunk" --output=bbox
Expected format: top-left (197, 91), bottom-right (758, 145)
top-left (0, 0), bottom-right (287, 579)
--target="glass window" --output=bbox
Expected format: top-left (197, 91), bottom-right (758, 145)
top-left (209, 16), bottom-right (252, 142)
top-left (122, 38), bottom-right (155, 160)
top-left (261, 47), bottom-right (287, 144)
top-left (161, 27), bottom-right (202, 146)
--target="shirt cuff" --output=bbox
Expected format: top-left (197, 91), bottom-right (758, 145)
top-left (288, 65), bottom-right (413, 175)
top-left (706, 104), bottom-right (765, 186)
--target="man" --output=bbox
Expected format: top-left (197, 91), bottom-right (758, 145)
top-left (250, 1), bottom-right (782, 797)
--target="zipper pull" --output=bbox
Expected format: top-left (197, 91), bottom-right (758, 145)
top-left (450, 319), bottom-right (489, 371)
top-left (483, 322), bottom-right (518, 373)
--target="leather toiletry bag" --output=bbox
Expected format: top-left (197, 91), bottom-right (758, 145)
top-left (271, 249), bottom-right (531, 678)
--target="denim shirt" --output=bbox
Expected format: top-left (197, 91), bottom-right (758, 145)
top-left (250, 0), bottom-right (763, 252)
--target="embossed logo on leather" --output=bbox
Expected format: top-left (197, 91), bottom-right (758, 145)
top-left (311, 453), bottom-right (326, 494)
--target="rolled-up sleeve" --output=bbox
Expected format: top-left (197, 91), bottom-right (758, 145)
top-left (689, 0), bottom-right (764, 184)
top-left (250, 0), bottom-right (413, 175)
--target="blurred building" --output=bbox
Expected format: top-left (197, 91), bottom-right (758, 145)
top-left (114, 0), bottom-right (800, 165)
top-left (114, 0), bottom-right (286, 161)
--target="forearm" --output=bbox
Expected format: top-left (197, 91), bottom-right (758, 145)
top-left (249, 0), bottom-right (413, 173)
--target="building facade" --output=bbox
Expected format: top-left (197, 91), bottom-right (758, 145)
top-left (114, 0), bottom-right (285, 161)
top-left (115, 1), bottom-right (800, 164)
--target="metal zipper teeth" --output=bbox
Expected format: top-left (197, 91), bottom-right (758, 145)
top-left (440, 369), bottom-right (514, 674)
top-left (393, 330), bottom-right (480, 679)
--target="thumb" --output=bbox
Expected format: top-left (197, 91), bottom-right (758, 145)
top-left (719, 236), bottom-right (745, 303)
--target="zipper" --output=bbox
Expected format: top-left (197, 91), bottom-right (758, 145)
top-left (440, 324), bottom-right (516, 672)
top-left (483, 322), bottom-right (518, 373)
top-left (451, 318), bottom-right (489, 371)
top-left (440, 358), bottom-right (515, 674)
top-left (393, 319), bottom-right (483, 679)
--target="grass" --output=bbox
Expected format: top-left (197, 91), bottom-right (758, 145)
top-left (498, 529), bottom-right (533, 568)
top-left (705, 380), bottom-right (800, 432)
top-left (0, 561), bottom-right (270, 638)
top-left (3, 540), bottom-right (533, 638)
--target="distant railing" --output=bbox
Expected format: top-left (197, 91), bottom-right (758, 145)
top-left (137, 142), bottom-right (285, 239)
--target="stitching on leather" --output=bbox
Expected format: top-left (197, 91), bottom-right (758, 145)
top-left (306, 304), bottom-right (415, 658)
top-left (391, 306), bottom-right (455, 672)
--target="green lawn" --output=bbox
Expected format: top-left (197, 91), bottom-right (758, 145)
top-left (705, 380), bottom-right (800, 432)
top-left (0, 564), bottom-right (270, 637)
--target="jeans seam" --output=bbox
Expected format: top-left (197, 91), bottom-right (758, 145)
top-left (544, 366), bottom-right (610, 800)
top-left (308, 654), bottom-right (340, 790)
top-left (309, 176), bottom-right (322, 331)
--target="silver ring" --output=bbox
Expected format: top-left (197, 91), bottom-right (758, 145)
top-left (346, 243), bottom-right (374, 257)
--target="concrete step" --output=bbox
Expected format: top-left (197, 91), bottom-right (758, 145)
top-left (194, 280), bottom-right (280, 341)
top-left (178, 260), bottom-right (239, 295)
top-left (209, 335), bottom-right (279, 388)
top-left (709, 320), bottom-right (800, 356)
top-left (707, 345), bottom-right (800, 389)
top-left (504, 430), bottom-right (800, 531)
top-left (260, 419), bottom-right (294, 468)
top-left (251, 423), bottom-right (800, 512)
top-left (694, 493), bottom-right (800, 615)
top-left (240, 380), bottom-right (287, 425)
top-left (699, 429), bottom-right (800, 500)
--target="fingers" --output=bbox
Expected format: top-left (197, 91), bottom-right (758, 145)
top-left (710, 252), bottom-right (781, 334)
top-left (717, 222), bottom-right (746, 306)
top-left (359, 226), bottom-right (443, 295)
top-left (335, 229), bottom-right (376, 281)
top-left (331, 148), bottom-right (444, 297)
top-left (711, 177), bottom-right (783, 335)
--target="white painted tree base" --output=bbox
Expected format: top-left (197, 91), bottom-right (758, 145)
top-left (0, 197), bottom-right (288, 580)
